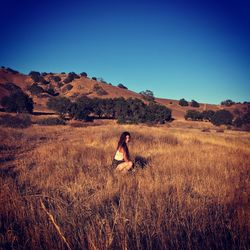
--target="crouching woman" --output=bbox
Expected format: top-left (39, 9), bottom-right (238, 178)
top-left (112, 131), bottom-right (133, 173)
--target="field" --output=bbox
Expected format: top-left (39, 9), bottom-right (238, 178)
top-left (0, 121), bottom-right (250, 249)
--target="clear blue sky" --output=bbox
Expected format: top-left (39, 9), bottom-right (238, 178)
top-left (1, 0), bottom-right (249, 104)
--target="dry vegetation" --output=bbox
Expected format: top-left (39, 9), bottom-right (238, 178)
top-left (0, 122), bottom-right (250, 249)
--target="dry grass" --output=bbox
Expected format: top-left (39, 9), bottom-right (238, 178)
top-left (0, 123), bottom-right (249, 249)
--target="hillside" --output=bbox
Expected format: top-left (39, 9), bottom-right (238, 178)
top-left (0, 67), bottom-right (248, 119)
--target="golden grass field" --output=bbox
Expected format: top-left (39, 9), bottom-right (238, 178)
top-left (0, 120), bottom-right (250, 249)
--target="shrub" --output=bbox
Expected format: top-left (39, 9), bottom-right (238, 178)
top-left (191, 100), bottom-right (200, 107)
top-left (63, 72), bottom-right (79, 84)
top-left (51, 76), bottom-right (61, 82)
top-left (80, 72), bottom-right (88, 77)
top-left (221, 99), bottom-right (235, 106)
top-left (117, 83), bottom-right (128, 89)
top-left (29, 71), bottom-right (41, 82)
top-left (37, 117), bottom-right (66, 126)
top-left (92, 84), bottom-right (108, 96)
top-left (92, 77), bottom-right (97, 81)
top-left (185, 110), bottom-right (203, 120)
top-left (62, 84), bottom-right (73, 92)
top-left (1, 92), bottom-right (33, 113)
top-left (211, 110), bottom-right (233, 126)
top-left (6, 67), bottom-right (19, 74)
top-left (28, 84), bottom-right (44, 95)
top-left (179, 98), bottom-right (189, 106)
top-left (0, 114), bottom-right (32, 128)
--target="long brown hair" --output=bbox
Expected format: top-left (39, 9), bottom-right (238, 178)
top-left (117, 131), bottom-right (130, 159)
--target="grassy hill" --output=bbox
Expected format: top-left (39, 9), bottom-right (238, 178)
top-left (0, 67), bottom-right (248, 120)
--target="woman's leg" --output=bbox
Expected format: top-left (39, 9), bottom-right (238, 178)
top-left (115, 161), bottom-right (133, 173)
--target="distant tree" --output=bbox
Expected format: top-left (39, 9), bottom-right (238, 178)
top-left (28, 84), bottom-right (44, 95)
top-left (233, 117), bottom-right (243, 127)
top-left (80, 72), bottom-right (88, 77)
top-left (191, 99), bottom-right (200, 107)
top-left (29, 71), bottom-right (41, 82)
top-left (46, 97), bottom-right (72, 118)
top-left (62, 84), bottom-right (73, 92)
top-left (179, 98), bottom-right (189, 106)
top-left (145, 103), bottom-right (172, 124)
top-left (140, 90), bottom-right (155, 102)
top-left (201, 110), bottom-right (215, 121)
top-left (185, 110), bottom-right (203, 121)
top-left (211, 110), bottom-right (233, 126)
top-left (1, 92), bottom-right (33, 113)
top-left (72, 96), bottom-right (93, 121)
top-left (51, 75), bottom-right (61, 82)
top-left (221, 99), bottom-right (235, 106)
top-left (92, 77), bottom-right (97, 81)
top-left (242, 110), bottom-right (250, 124)
top-left (63, 72), bottom-right (79, 84)
top-left (92, 84), bottom-right (108, 96)
top-left (6, 67), bottom-right (19, 74)
top-left (46, 86), bottom-right (58, 96)
top-left (117, 83), bottom-right (128, 89)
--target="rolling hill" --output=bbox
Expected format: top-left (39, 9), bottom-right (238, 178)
top-left (0, 67), bottom-right (248, 120)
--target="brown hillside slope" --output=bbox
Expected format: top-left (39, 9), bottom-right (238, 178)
top-left (0, 68), bottom-right (248, 119)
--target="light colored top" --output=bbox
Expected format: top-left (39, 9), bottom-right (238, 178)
top-left (114, 149), bottom-right (124, 161)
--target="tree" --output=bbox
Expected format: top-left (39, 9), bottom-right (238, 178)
top-left (1, 92), bottom-right (33, 113)
top-left (221, 99), bottom-right (235, 106)
top-left (191, 99), bottom-right (200, 107)
top-left (117, 83), bottom-right (128, 89)
top-left (185, 110), bottom-right (203, 121)
top-left (202, 110), bottom-right (215, 121)
top-left (28, 84), bottom-right (44, 95)
top-left (140, 90), bottom-right (155, 102)
top-left (46, 97), bottom-right (72, 118)
top-left (80, 72), bottom-right (88, 77)
top-left (145, 103), bottom-right (171, 124)
top-left (179, 98), bottom-right (189, 106)
top-left (211, 110), bottom-right (233, 126)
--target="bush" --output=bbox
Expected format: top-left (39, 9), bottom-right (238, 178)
top-left (80, 72), bottom-right (88, 77)
top-left (0, 114), bottom-right (32, 128)
top-left (51, 76), bottom-right (61, 82)
top-left (37, 117), bottom-right (66, 126)
top-left (179, 98), bottom-right (189, 106)
top-left (62, 84), bottom-right (73, 92)
top-left (92, 84), bottom-right (108, 96)
top-left (191, 100), bottom-right (200, 107)
top-left (185, 110), bottom-right (203, 120)
top-left (63, 72), bottom-right (79, 84)
top-left (211, 110), bottom-right (233, 126)
top-left (6, 67), bottom-right (19, 74)
top-left (221, 99), bottom-right (235, 106)
top-left (1, 92), bottom-right (33, 113)
top-left (117, 83), bottom-right (128, 89)
top-left (92, 77), bottom-right (97, 81)
top-left (28, 84), bottom-right (44, 95)
top-left (29, 71), bottom-right (41, 82)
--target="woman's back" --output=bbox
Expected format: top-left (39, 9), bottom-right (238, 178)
top-left (114, 148), bottom-right (124, 161)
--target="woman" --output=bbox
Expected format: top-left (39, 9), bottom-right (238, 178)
top-left (112, 131), bottom-right (133, 173)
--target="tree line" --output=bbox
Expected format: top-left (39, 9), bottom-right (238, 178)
top-left (47, 96), bottom-right (172, 124)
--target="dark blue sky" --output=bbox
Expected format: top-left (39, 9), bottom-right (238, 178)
top-left (1, 0), bottom-right (249, 104)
